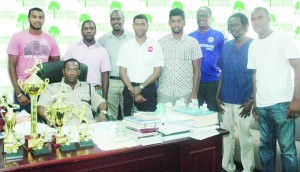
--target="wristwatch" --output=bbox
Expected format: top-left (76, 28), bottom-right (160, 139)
top-left (139, 84), bottom-right (144, 90)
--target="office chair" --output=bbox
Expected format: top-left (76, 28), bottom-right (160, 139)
top-left (37, 61), bottom-right (88, 84)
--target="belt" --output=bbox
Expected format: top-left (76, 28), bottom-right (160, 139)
top-left (131, 82), bottom-right (142, 87)
top-left (94, 85), bottom-right (102, 90)
top-left (110, 76), bottom-right (121, 80)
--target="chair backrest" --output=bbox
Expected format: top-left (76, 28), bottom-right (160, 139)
top-left (37, 61), bottom-right (88, 84)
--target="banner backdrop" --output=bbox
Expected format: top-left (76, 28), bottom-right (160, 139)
top-left (1, 0), bottom-right (300, 97)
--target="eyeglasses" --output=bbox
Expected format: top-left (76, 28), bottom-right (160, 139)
top-left (64, 69), bottom-right (80, 73)
top-left (197, 14), bottom-right (209, 19)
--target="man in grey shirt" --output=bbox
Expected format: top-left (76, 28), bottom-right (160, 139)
top-left (98, 10), bottom-right (134, 120)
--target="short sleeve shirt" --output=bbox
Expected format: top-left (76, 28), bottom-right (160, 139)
top-left (189, 28), bottom-right (225, 82)
top-left (63, 40), bottom-right (111, 86)
top-left (38, 78), bottom-right (106, 125)
top-left (247, 31), bottom-right (300, 107)
top-left (158, 34), bottom-right (202, 97)
top-left (7, 30), bottom-right (60, 80)
top-left (218, 39), bottom-right (253, 104)
top-left (117, 37), bottom-right (164, 83)
top-left (98, 30), bottom-right (134, 77)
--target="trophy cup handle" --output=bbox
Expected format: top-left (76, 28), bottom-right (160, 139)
top-left (44, 78), bottom-right (49, 86)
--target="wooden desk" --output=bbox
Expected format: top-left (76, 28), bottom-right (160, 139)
top-left (0, 129), bottom-right (228, 172)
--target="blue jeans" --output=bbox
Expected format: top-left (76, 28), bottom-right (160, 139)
top-left (257, 102), bottom-right (297, 172)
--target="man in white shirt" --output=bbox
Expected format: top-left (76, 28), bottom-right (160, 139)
top-left (117, 14), bottom-right (164, 116)
top-left (248, 7), bottom-right (300, 172)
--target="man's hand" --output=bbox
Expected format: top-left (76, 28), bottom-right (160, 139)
top-left (216, 97), bottom-right (225, 114)
top-left (132, 86), bottom-right (142, 96)
top-left (17, 95), bottom-right (30, 106)
top-left (97, 112), bottom-right (107, 122)
top-left (287, 98), bottom-right (300, 119)
top-left (134, 94), bottom-right (146, 103)
top-left (239, 99), bottom-right (253, 118)
top-left (188, 94), bottom-right (197, 103)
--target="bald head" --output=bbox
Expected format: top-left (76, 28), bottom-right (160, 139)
top-left (110, 10), bottom-right (125, 32)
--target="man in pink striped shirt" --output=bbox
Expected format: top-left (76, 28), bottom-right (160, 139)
top-left (63, 20), bottom-right (111, 100)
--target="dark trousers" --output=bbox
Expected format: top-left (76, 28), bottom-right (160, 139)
top-left (197, 81), bottom-right (219, 112)
top-left (123, 83), bottom-right (157, 116)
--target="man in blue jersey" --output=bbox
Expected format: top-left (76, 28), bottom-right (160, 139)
top-left (189, 6), bottom-right (225, 112)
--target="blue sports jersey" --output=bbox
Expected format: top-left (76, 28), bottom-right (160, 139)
top-left (189, 28), bottom-right (224, 82)
top-left (218, 39), bottom-right (253, 104)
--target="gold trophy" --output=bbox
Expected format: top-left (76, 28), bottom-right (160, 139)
top-left (44, 86), bottom-right (76, 152)
top-left (73, 107), bottom-right (94, 148)
top-left (0, 99), bottom-right (23, 161)
top-left (17, 59), bottom-right (50, 155)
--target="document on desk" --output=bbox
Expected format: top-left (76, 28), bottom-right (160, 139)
top-left (189, 125), bottom-right (220, 140)
top-left (91, 122), bottom-right (140, 151)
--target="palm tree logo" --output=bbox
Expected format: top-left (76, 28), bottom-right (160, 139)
top-left (270, 14), bottom-right (276, 23)
top-left (110, 1), bottom-right (122, 11)
top-left (48, 1), bottom-right (60, 19)
top-left (295, 26), bottom-right (300, 35)
top-left (48, 26), bottom-right (60, 39)
top-left (233, 1), bottom-right (245, 11)
top-left (144, 13), bottom-right (152, 23)
top-left (295, 1), bottom-right (300, 11)
top-left (172, 1), bottom-right (183, 9)
top-left (17, 13), bottom-right (27, 31)
top-left (16, 0), bottom-right (26, 7)
top-left (79, 13), bottom-right (91, 22)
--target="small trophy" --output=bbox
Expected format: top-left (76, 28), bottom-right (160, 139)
top-left (74, 107), bottom-right (94, 148)
top-left (1, 102), bottom-right (23, 161)
top-left (17, 59), bottom-right (50, 155)
top-left (44, 85), bottom-right (76, 152)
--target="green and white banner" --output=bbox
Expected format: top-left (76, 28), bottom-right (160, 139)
top-left (1, 0), bottom-right (300, 97)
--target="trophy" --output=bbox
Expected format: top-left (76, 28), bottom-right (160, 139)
top-left (73, 107), bottom-right (94, 148)
top-left (0, 97), bottom-right (23, 161)
top-left (17, 59), bottom-right (50, 155)
top-left (44, 86), bottom-right (76, 152)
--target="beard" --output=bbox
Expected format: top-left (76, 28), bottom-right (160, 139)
top-left (30, 23), bottom-right (42, 30)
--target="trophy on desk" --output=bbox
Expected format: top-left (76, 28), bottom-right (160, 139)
top-left (17, 59), bottom-right (50, 155)
top-left (44, 84), bottom-right (76, 152)
top-left (73, 106), bottom-right (94, 148)
top-left (0, 96), bottom-right (23, 161)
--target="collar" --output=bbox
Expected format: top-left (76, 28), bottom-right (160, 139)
top-left (108, 30), bottom-right (130, 38)
top-left (78, 39), bottom-right (100, 47)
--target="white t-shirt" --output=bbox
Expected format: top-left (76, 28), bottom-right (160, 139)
top-left (248, 31), bottom-right (300, 107)
top-left (117, 37), bottom-right (164, 83)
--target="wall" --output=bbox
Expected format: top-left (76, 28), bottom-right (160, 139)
top-left (1, 0), bottom-right (299, 97)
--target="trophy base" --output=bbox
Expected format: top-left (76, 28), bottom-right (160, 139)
top-left (79, 139), bottom-right (94, 148)
top-left (52, 135), bottom-right (69, 148)
top-left (24, 134), bottom-right (44, 151)
top-left (4, 148), bottom-right (23, 161)
top-left (31, 147), bottom-right (50, 156)
top-left (59, 143), bottom-right (77, 152)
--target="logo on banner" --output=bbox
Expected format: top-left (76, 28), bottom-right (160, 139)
top-left (0, 60), bottom-right (8, 70)
top-left (295, 1), bottom-right (300, 15)
top-left (48, 26), bottom-right (77, 44)
top-left (233, 1), bottom-right (245, 11)
top-left (269, 14), bottom-right (293, 33)
top-left (295, 26), bottom-right (300, 40)
top-left (0, 85), bottom-right (14, 96)
top-left (47, 1), bottom-right (77, 20)
top-left (0, 10), bottom-right (16, 20)
top-left (110, 1), bottom-right (122, 10)
top-left (95, 23), bottom-right (110, 33)
top-left (207, 0), bottom-right (231, 7)
top-left (78, 0), bottom-right (109, 7)
top-left (78, 13), bottom-right (91, 27)
top-left (139, 0), bottom-right (171, 8)
top-left (172, 1), bottom-right (183, 9)
top-left (0, 36), bottom-right (10, 45)
top-left (16, 0), bottom-right (46, 7)
top-left (16, 13), bottom-right (29, 31)
top-left (264, 0), bottom-right (293, 7)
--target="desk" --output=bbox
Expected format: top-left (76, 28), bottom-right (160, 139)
top-left (0, 129), bottom-right (228, 172)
